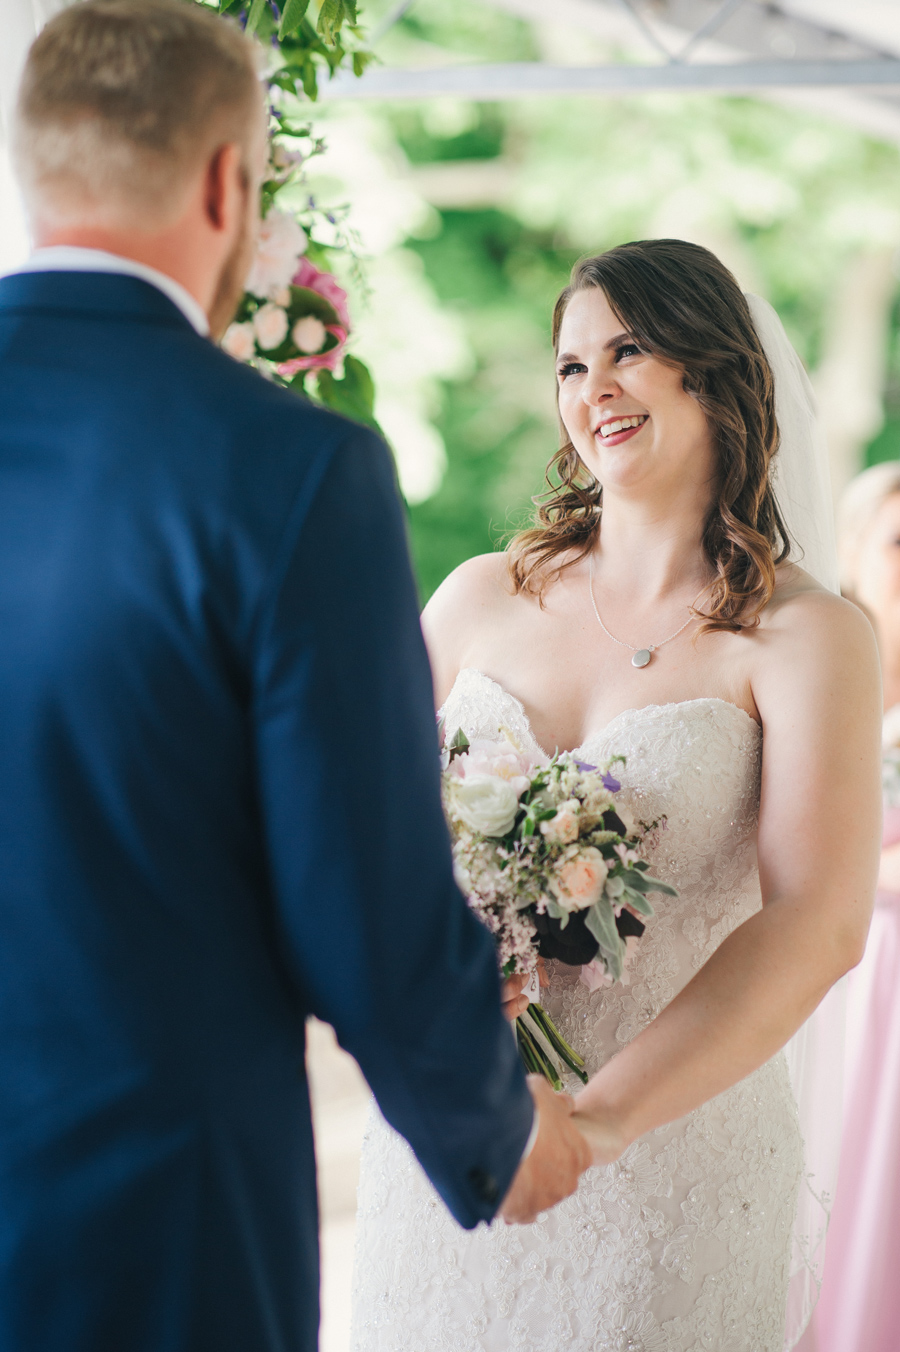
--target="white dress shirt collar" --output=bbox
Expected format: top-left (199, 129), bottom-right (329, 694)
top-left (9, 246), bottom-right (210, 336)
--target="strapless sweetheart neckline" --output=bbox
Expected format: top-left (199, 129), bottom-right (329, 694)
top-left (452, 666), bottom-right (760, 760)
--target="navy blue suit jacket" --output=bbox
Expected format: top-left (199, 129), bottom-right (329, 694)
top-left (0, 271), bottom-right (532, 1352)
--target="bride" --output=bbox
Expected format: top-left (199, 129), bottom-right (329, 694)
top-left (350, 239), bottom-right (881, 1351)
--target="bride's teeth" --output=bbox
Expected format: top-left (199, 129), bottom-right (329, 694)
top-left (600, 414), bottom-right (646, 437)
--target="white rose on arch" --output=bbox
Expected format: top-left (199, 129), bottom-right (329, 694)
top-left (292, 316), bottom-right (327, 354)
top-left (221, 321), bottom-right (256, 362)
top-left (245, 209), bottom-right (308, 299)
top-left (252, 303), bottom-right (289, 351)
top-left (451, 775), bottom-right (520, 838)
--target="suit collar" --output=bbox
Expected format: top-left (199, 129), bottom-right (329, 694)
top-left (0, 269), bottom-right (204, 335)
top-left (13, 248), bottom-right (209, 335)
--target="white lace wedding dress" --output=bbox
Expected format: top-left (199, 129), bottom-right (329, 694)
top-left (350, 668), bottom-right (805, 1352)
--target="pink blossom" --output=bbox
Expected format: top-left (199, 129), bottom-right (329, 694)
top-left (579, 935), bottom-right (639, 992)
top-left (277, 259), bottom-right (350, 377)
top-left (540, 800), bottom-right (580, 845)
top-left (549, 846), bottom-right (608, 912)
top-left (579, 958), bottom-right (613, 993)
top-left (293, 257), bottom-right (351, 328)
top-left (246, 210), bottom-right (307, 299)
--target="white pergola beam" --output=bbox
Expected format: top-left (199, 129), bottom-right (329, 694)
top-left (323, 60), bottom-right (900, 100)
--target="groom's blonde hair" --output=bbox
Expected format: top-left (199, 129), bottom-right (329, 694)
top-left (13, 0), bottom-right (262, 229)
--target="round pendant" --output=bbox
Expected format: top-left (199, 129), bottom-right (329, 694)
top-left (632, 648), bottom-right (652, 669)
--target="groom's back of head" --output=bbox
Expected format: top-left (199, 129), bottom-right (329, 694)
top-left (13, 0), bottom-right (260, 232)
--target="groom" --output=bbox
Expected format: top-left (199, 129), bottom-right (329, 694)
top-left (0, 2), bottom-right (590, 1349)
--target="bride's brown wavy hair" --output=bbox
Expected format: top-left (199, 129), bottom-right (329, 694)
top-left (507, 239), bottom-right (792, 632)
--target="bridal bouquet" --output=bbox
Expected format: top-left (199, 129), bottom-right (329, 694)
top-left (442, 728), bottom-right (677, 1089)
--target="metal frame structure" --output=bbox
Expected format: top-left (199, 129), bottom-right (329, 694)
top-left (327, 58), bottom-right (900, 97)
top-left (325, 0), bottom-right (900, 141)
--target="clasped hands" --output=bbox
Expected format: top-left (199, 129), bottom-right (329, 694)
top-left (499, 970), bottom-right (627, 1225)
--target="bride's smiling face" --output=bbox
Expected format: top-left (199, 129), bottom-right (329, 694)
top-left (555, 287), bottom-right (715, 501)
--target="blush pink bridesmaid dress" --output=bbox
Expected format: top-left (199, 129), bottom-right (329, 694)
top-left (805, 802), bottom-right (900, 1351)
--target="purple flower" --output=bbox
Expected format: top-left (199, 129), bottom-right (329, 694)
top-left (602, 771), bottom-right (621, 793)
top-left (574, 760), bottom-right (596, 773)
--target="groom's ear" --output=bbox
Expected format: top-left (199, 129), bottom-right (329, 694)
top-left (203, 143), bottom-right (245, 235)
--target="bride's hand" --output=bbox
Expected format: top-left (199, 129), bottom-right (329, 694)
top-left (501, 973), bottom-right (529, 1022)
top-left (570, 1105), bottom-right (630, 1166)
top-left (501, 959), bottom-right (548, 1022)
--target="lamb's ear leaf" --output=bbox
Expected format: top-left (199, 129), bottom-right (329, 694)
top-left (621, 867), bottom-right (676, 897)
top-left (621, 887), bottom-right (654, 917)
top-left (584, 903), bottom-right (623, 980)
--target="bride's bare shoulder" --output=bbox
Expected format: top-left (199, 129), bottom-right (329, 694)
top-left (753, 563), bottom-right (879, 706)
top-left (422, 551), bottom-right (517, 643)
top-left (764, 563), bottom-right (864, 637)
top-left (421, 552), bottom-right (519, 702)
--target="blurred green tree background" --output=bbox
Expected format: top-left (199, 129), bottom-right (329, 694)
top-left (310, 0), bottom-right (900, 601)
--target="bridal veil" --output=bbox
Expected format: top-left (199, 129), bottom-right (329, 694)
top-left (747, 293), bottom-right (844, 1351)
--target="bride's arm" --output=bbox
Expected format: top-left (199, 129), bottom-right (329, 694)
top-left (421, 553), bottom-right (511, 707)
top-left (574, 590), bottom-right (882, 1160)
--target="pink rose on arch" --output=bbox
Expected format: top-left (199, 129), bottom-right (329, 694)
top-left (293, 257), bottom-right (351, 329)
top-left (245, 209), bottom-right (308, 299)
top-left (277, 258), bottom-right (350, 377)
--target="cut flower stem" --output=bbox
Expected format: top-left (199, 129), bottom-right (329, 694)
top-left (515, 1002), bottom-right (589, 1089)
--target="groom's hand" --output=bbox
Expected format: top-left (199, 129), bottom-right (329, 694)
top-left (499, 1076), bottom-right (593, 1224)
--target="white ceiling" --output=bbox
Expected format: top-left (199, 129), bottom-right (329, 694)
top-left (780, 0), bottom-right (900, 58)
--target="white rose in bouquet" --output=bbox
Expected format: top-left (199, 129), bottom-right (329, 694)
top-left (451, 775), bottom-right (520, 837)
top-left (448, 736), bottom-right (539, 799)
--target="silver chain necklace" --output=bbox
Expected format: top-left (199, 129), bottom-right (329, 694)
top-left (588, 554), bottom-right (701, 669)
